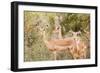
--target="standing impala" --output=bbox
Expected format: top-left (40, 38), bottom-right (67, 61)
top-left (69, 31), bottom-right (87, 59)
top-left (42, 16), bottom-right (74, 60)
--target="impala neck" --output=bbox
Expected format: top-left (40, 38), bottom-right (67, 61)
top-left (43, 31), bottom-right (47, 43)
top-left (54, 16), bottom-right (62, 39)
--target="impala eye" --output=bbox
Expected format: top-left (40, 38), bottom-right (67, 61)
top-left (57, 27), bottom-right (59, 30)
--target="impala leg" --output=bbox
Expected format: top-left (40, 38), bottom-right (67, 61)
top-left (53, 51), bottom-right (57, 60)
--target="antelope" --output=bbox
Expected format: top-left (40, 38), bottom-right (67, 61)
top-left (42, 24), bottom-right (73, 60)
top-left (68, 31), bottom-right (87, 59)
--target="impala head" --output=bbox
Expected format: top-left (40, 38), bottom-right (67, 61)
top-left (54, 16), bottom-right (61, 31)
top-left (53, 24), bottom-right (61, 33)
top-left (69, 30), bottom-right (81, 40)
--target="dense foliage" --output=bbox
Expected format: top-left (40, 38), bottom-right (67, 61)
top-left (24, 11), bottom-right (90, 61)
